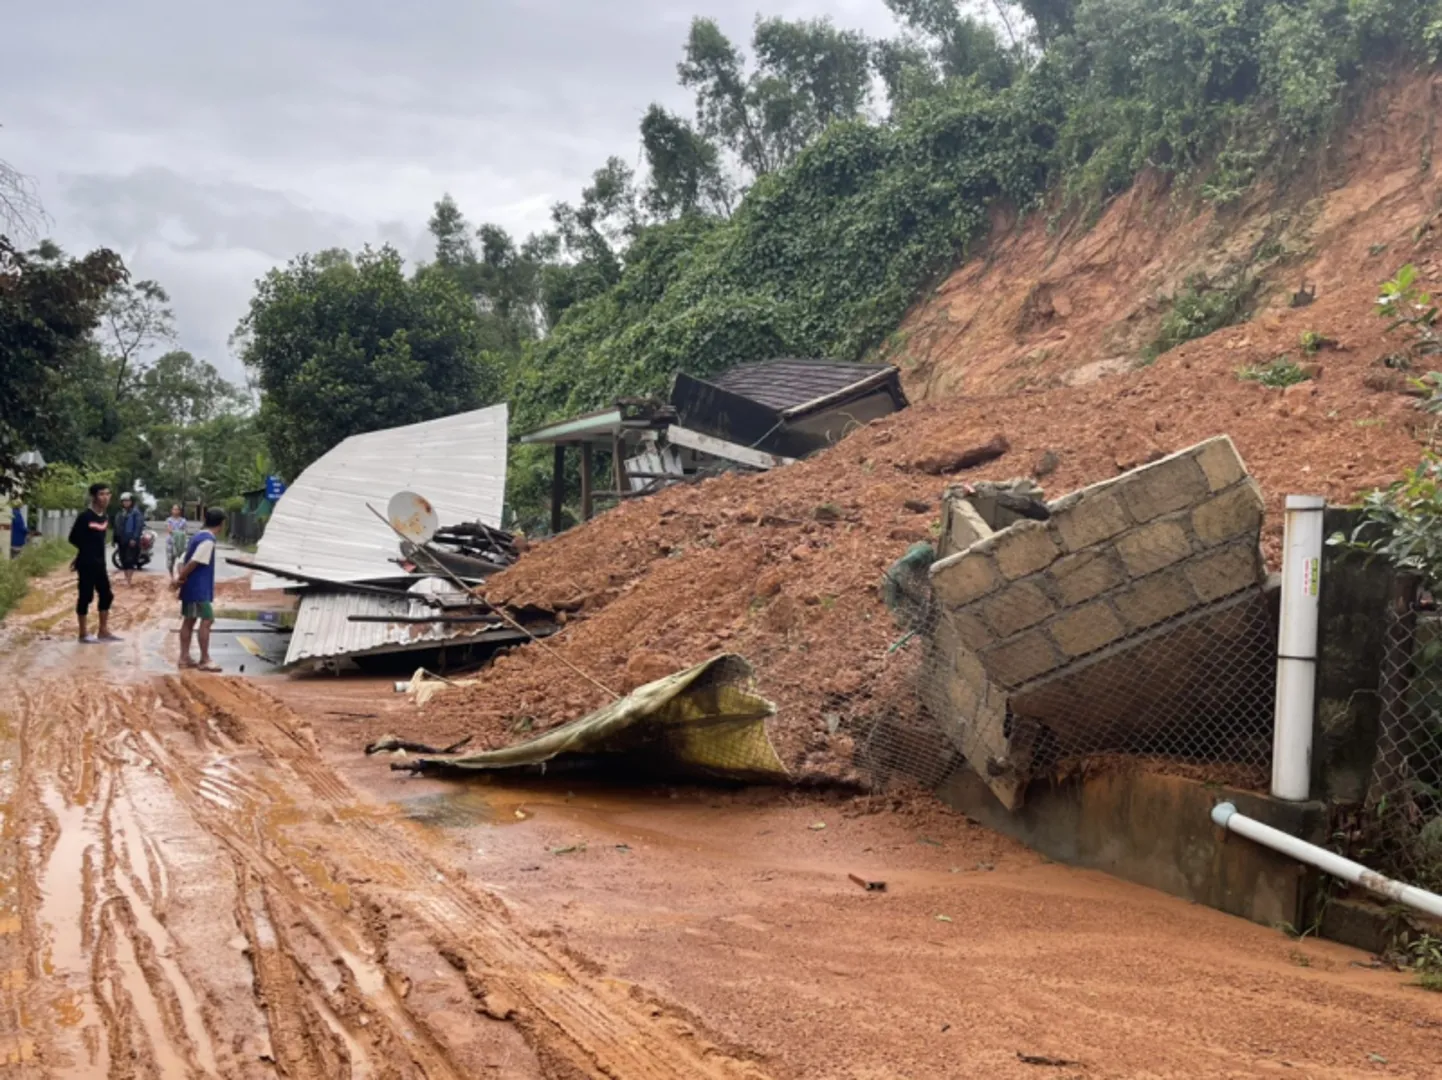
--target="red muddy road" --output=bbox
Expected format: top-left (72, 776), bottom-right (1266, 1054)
top-left (1, 569), bottom-right (1439, 1078)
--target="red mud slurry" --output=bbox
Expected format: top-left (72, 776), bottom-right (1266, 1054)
top-left (2, 570), bottom-right (1440, 1077)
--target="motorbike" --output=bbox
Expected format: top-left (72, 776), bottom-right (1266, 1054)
top-left (112, 528), bottom-right (157, 570)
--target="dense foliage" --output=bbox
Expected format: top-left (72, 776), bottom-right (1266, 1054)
top-left (236, 247), bottom-right (502, 478)
top-left (224, 0), bottom-right (1441, 526)
top-left (0, 238), bottom-right (126, 492)
top-left (490, 0), bottom-right (1442, 522)
top-left (3, 227), bottom-right (266, 510)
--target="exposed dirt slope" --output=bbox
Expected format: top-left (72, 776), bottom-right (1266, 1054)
top-left (889, 70), bottom-right (1442, 400)
top-left (356, 72), bottom-right (1442, 779)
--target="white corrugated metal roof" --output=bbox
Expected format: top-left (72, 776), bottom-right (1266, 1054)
top-left (253, 404), bottom-right (508, 589)
top-left (285, 580), bottom-right (523, 665)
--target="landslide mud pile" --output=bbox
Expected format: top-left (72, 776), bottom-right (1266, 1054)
top-left (392, 263), bottom-right (1434, 778)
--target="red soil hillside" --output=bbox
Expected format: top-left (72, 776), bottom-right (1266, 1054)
top-left (888, 70), bottom-right (1442, 400)
top-left (370, 73), bottom-right (1442, 777)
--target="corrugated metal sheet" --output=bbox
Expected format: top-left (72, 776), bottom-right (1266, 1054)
top-left (709, 359), bottom-right (894, 412)
top-left (285, 581), bottom-right (519, 666)
top-left (254, 404), bottom-right (508, 589)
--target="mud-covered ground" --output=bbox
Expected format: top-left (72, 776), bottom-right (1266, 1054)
top-left (1, 562), bottom-right (1440, 1079)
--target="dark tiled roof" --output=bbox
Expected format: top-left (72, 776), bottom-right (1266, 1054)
top-left (709, 359), bottom-right (897, 412)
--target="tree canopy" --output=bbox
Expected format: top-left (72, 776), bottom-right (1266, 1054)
top-left (236, 245), bottom-right (503, 478)
top-left (0, 238), bottom-right (126, 493)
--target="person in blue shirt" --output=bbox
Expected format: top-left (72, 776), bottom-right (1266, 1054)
top-left (10, 506), bottom-right (27, 555)
top-left (173, 508), bottom-right (224, 671)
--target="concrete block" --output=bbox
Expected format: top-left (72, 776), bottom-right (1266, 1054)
top-left (1053, 490), bottom-right (1131, 552)
top-left (994, 520), bottom-right (1060, 580)
top-left (1193, 436), bottom-right (1246, 493)
top-left (954, 643), bottom-right (990, 698)
top-left (1191, 480), bottom-right (1264, 545)
top-left (942, 497), bottom-right (993, 557)
top-left (1113, 570), bottom-right (1197, 630)
top-left (1185, 543), bottom-right (1263, 602)
top-left (931, 550), bottom-right (1001, 608)
top-left (1049, 549), bottom-right (1125, 606)
top-left (982, 580), bottom-right (1055, 639)
top-left (1119, 454), bottom-right (1210, 523)
top-left (941, 607), bottom-right (993, 652)
top-left (1115, 518), bottom-right (1193, 577)
top-left (942, 668), bottom-right (981, 720)
top-left (985, 629), bottom-right (1060, 688)
top-left (1049, 601), bottom-right (1127, 659)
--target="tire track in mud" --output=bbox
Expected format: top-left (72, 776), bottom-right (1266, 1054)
top-left (0, 613), bottom-right (774, 1079)
top-left (162, 674), bottom-right (773, 1080)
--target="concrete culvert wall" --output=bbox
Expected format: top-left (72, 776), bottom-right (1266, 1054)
top-left (920, 435), bottom-right (1277, 809)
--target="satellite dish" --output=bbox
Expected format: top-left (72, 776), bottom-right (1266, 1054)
top-left (387, 490), bottom-right (439, 545)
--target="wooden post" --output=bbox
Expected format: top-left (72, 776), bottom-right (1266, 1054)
top-left (612, 434), bottom-right (629, 495)
top-left (580, 442), bottom-right (594, 522)
top-left (550, 444), bottom-right (565, 535)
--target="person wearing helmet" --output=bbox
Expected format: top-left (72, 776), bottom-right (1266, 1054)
top-left (115, 491), bottom-right (145, 585)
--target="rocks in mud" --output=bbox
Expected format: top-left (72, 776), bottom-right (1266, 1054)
top-left (908, 433), bottom-right (1010, 476)
top-left (622, 649), bottom-right (682, 693)
top-left (480, 989), bottom-right (518, 1022)
top-left (1031, 450), bottom-right (1060, 479)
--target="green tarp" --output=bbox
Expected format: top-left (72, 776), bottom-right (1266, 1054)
top-left (408, 653), bottom-right (787, 782)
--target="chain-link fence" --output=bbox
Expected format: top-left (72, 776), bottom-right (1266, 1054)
top-left (835, 450), bottom-right (1282, 807)
top-left (1363, 603), bottom-right (1442, 891)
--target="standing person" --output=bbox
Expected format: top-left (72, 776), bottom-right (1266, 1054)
top-left (115, 492), bottom-right (145, 586)
top-left (174, 507), bottom-right (224, 672)
top-left (10, 506), bottom-right (27, 556)
top-left (68, 483), bottom-right (119, 644)
top-left (165, 503), bottom-right (188, 582)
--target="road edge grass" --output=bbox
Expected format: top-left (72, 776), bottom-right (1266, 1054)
top-left (0, 540), bottom-right (76, 620)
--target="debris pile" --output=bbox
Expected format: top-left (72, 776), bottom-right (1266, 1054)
top-left (367, 280), bottom-right (1430, 780)
top-left (235, 403), bottom-right (556, 670)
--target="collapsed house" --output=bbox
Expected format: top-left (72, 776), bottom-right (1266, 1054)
top-left (238, 404), bottom-right (553, 670)
top-left (519, 359), bottom-right (908, 531)
top-left (919, 436), bottom-right (1275, 809)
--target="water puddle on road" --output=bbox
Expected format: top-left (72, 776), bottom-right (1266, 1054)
top-left (36, 786), bottom-right (109, 1078)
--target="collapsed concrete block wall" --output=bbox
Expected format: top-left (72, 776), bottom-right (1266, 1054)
top-left (923, 436), bottom-right (1274, 810)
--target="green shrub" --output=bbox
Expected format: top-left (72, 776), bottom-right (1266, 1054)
top-left (0, 539), bottom-right (77, 620)
top-left (1148, 273), bottom-right (1259, 359)
top-left (1329, 454), bottom-right (1442, 587)
top-left (1238, 357), bottom-right (1312, 387)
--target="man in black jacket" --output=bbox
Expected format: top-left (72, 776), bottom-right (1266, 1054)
top-left (115, 491), bottom-right (145, 586)
top-left (69, 482), bottom-right (119, 644)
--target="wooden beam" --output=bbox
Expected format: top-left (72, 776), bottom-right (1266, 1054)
top-left (580, 441), bottom-right (594, 521)
top-left (664, 425), bottom-right (798, 470)
top-left (551, 443), bottom-right (565, 535)
top-left (612, 434), bottom-right (629, 494)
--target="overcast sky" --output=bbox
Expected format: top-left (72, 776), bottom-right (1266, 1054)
top-left (4, 0), bottom-right (899, 381)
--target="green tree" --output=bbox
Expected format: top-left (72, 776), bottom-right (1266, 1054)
top-left (99, 278), bottom-right (176, 400)
top-left (640, 106), bottom-right (734, 218)
top-left (426, 197), bottom-right (543, 345)
top-left (679, 15), bottom-right (874, 180)
top-left (136, 349), bottom-right (246, 428)
top-left (0, 238), bottom-right (127, 493)
top-left (237, 245), bottom-right (501, 478)
top-left (882, 0), bottom-right (1020, 94)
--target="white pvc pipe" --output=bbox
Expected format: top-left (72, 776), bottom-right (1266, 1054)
top-left (1212, 802), bottom-right (1442, 919)
top-left (1272, 494), bottom-right (1325, 801)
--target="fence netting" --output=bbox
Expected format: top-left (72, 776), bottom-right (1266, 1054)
top-left (838, 522), bottom-right (1280, 806)
top-left (1363, 605), bottom-right (1442, 890)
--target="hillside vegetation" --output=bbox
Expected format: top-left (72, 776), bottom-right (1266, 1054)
top-left (221, 1), bottom-right (1442, 527)
top-left (499, 0), bottom-right (1442, 519)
